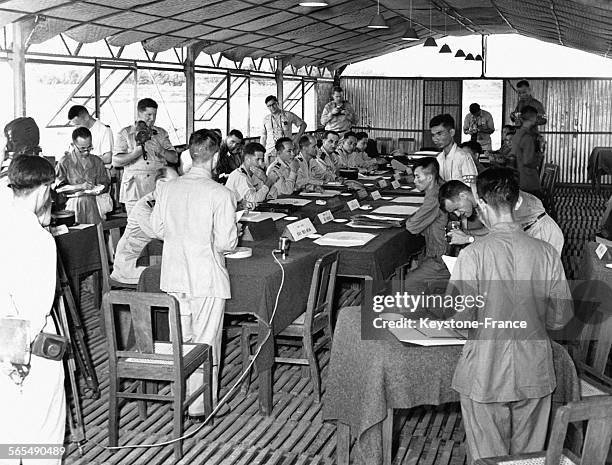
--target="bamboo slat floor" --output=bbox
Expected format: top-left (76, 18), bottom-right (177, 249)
top-left (59, 184), bottom-right (607, 464)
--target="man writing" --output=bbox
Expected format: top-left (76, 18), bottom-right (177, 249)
top-left (67, 105), bottom-right (113, 165)
top-left (463, 103), bottom-right (495, 152)
top-left (261, 96), bottom-right (306, 163)
top-left (430, 114), bottom-right (478, 184)
top-left (320, 86), bottom-right (356, 136)
top-left (403, 157), bottom-right (449, 294)
top-left (266, 137), bottom-right (300, 195)
top-left (226, 142), bottom-right (278, 207)
top-left (439, 178), bottom-right (563, 255)
top-left (151, 129), bottom-right (237, 418)
top-left (113, 98), bottom-right (177, 214)
top-left (446, 168), bottom-right (572, 461)
top-left (0, 156), bottom-right (65, 463)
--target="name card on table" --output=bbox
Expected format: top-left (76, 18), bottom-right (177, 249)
top-left (357, 189), bottom-right (368, 200)
top-left (317, 210), bottom-right (334, 224)
top-left (391, 180), bottom-right (401, 189)
top-left (596, 243), bottom-right (608, 260)
top-left (371, 190), bottom-right (382, 200)
top-left (283, 218), bottom-right (317, 242)
top-left (377, 179), bottom-right (388, 188)
top-left (393, 173), bottom-right (402, 181)
top-left (347, 199), bottom-right (360, 211)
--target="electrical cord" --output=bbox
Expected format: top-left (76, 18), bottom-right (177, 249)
top-left (97, 249), bottom-right (286, 452)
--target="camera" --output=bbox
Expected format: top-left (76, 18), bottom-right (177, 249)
top-left (135, 121), bottom-right (158, 145)
top-left (31, 332), bottom-right (69, 361)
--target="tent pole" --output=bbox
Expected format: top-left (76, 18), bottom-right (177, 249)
top-left (12, 21), bottom-right (27, 117)
top-left (185, 45), bottom-right (196, 141)
top-left (275, 58), bottom-right (284, 107)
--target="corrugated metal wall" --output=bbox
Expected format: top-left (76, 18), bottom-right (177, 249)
top-left (316, 81), bottom-right (334, 130)
top-left (504, 79), bottom-right (612, 183)
top-left (340, 77), bottom-right (612, 184)
top-left (341, 78), bottom-right (424, 152)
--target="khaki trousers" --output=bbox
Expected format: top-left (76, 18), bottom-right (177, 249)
top-left (460, 393), bottom-right (551, 464)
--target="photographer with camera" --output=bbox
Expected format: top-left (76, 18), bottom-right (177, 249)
top-left (113, 98), bottom-right (178, 214)
top-left (0, 156), bottom-right (66, 464)
top-left (320, 86), bottom-right (357, 137)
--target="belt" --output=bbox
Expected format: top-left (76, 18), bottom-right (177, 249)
top-left (523, 212), bottom-right (547, 232)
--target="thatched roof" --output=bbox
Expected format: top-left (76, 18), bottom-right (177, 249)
top-left (1, 0), bottom-right (610, 69)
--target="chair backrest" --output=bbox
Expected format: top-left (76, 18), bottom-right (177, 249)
top-left (541, 163), bottom-right (559, 191)
top-left (304, 251), bottom-right (339, 332)
top-left (573, 297), bottom-right (612, 383)
top-left (103, 217), bottom-right (127, 264)
top-left (103, 290), bottom-right (183, 368)
top-left (546, 396), bottom-right (612, 464)
top-left (397, 137), bottom-right (415, 154)
top-left (377, 137), bottom-right (394, 155)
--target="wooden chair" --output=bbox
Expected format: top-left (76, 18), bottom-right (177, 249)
top-left (476, 396), bottom-right (612, 465)
top-left (397, 137), bottom-right (415, 154)
top-left (240, 251), bottom-right (339, 402)
top-left (102, 216), bottom-right (127, 265)
top-left (377, 137), bottom-right (394, 155)
top-left (103, 290), bottom-right (213, 461)
top-left (540, 163), bottom-right (559, 220)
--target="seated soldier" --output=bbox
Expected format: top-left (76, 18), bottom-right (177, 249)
top-left (336, 131), bottom-right (378, 172)
top-left (439, 178), bottom-right (563, 255)
top-left (310, 130), bottom-right (340, 183)
top-left (56, 127), bottom-right (110, 224)
top-left (226, 142), bottom-right (279, 208)
top-left (266, 137), bottom-right (299, 195)
top-left (459, 141), bottom-right (487, 174)
top-left (296, 134), bottom-right (324, 192)
top-left (110, 167), bottom-right (179, 285)
top-left (403, 157), bottom-right (449, 295)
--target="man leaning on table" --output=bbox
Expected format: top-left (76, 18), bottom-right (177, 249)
top-left (439, 178), bottom-right (564, 256)
top-left (113, 98), bottom-right (177, 214)
top-left (151, 128), bottom-right (237, 418)
top-left (226, 142), bottom-right (279, 208)
top-left (446, 168), bottom-right (572, 462)
top-left (430, 114), bottom-right (478, 184)
top-left (403, 157), bottom-right (449, 294)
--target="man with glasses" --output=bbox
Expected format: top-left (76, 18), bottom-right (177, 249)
top-left (113, 98), bottom-right (177, 214)
top-left (430, 114), bottom-right (478, 184)
top-left (226, 142), bottom-right (279, 207)
top-left (67, 105), bottom-right (113, 165)
top-left (56, 127), bottom-right (110, 224)
top-left (260, 95), bottom-right (306, 163)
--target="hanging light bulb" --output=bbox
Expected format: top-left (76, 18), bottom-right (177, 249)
top-left (455, 49), bottom-right (466, 57)
top-left (424, 3), bottom-right (436, 47)
top-left (439, 44), bottom-right (452, 53)
top-left (465, 53), bottom-right (475, 60)
top-left (475, 54), bottom-right (483, 61)
top-left (368, 0), bottom-right (389, 29)
top-left (401, 0), bottom-right (419, 40)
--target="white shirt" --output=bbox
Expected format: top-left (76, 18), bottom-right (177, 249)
top-left (151, 166), bottom-right (238, 299)
top-left (226, 166), bottom-right (274, 204)
top-left (266, 157), bottom-right (297, 195)
top-left (89, 119), bottom-right (113, 162)
top-left (436, 143), bottom-right (478, 183)
top-left (261, 110), bottom-right (304, 153)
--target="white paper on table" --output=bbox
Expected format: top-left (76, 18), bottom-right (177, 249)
top-left (358, 173), bottom-right (381, 181)
top-left (299, 190), bottom-right (340, 198)
top-left (382, 313), bottom-right (467, 346)
top-left (372, 205), bottom-right (420, 216)
top-left (346, 221), bottom-right (387, 229)
top-left (313, 231), bottom-right (377, 247)
top-left (70, 223), bottom-right (93, 230)
top-left (412, 151), bottom-right (439, 156)
top-left (441, 255), bottom-right (457, 274)
top-left (236, 210), bottom-right (245, 222)
top-left (240, 211), bottom-right (287, 222)
top-left (267, 198), bottom-right (312, 206)
top-left (390, 196), bottom-right (425, 204)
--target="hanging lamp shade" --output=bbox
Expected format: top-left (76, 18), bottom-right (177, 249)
top-left (455, 49), bottom-right (466, 58)
top-left (401, 27), bottom-right (419, 40)
top-left (424, 37), bottom-right (437, 47)
top-left (368, 13), bottom-right (389, 29)
top-left (475, 54), bottom-right (483, 61)
top-left (465, 53), bottom-right (475, 60)
top-left (439, 44), bottom-right (452, 53)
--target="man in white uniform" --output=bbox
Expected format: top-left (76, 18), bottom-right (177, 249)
top-left (113, 98), bottom-right (178, 214)
top-left (266, 137), bottom-right (300, 196)
top-left (110, 167), bottom-right (178, 285)
top-left (0, 156), bottom-right (65, 465)
top-left (260, 95), bottom-right (306, 163)
top-left (68, 105), bottom-right (113, 165)
top-left (226, 142), bottom-right (278, 207)
top-left (430, 114), bottom-right (478, 184)
top-left (151, 129), bottom-right (237, 418)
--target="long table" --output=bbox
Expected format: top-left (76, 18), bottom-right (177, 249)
top-left (323, 307), bottom-right (582, 465)
top-left (136, 186), bottom-right (426, 415)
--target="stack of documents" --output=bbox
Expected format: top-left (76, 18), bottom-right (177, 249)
top-left (349, 214), bottom-right (405, 228)
top-left (372, 205), bottom-right (420, 216)
top-left (382, 313), bottom-right (467, 346)
top-left (267, 198), bottom-right (312, 206)
top-left (390, 196), bottom-right (425, 204)
top-left (313, 232), bottom-right (377, 247)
